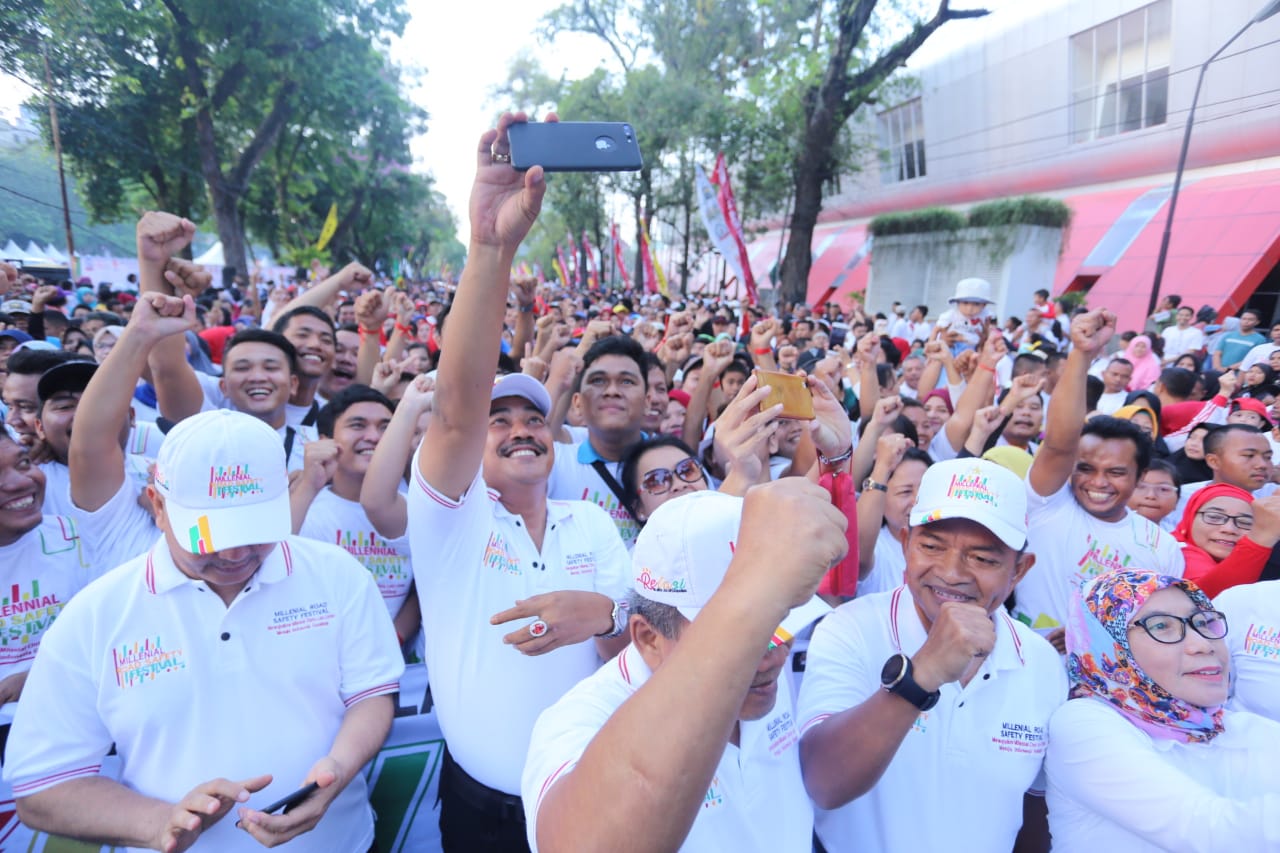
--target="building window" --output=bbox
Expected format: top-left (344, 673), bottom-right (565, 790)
top-left (878, 98), bottom-right (926, 184)
top-left (1071, 0), bottom-right (1170, 143)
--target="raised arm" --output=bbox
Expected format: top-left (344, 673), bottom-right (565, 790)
top-left (533, 479), bottom-right (848, 853)
top-left (416, 114), bottom-right (547, 500)
top-left (941, 332), bottom-right (1004, 450)
top-left (135, 213), bottom-right (209, 424)
top-left (278, 262), bottom-right (372, 317)
top-left (857, 433), bottom-right (911, 578)
top-left (71, 291), bottom-right (200, 512)
top-left (510, 276), bottom-right (537, 367)
top-left (1028, 309), bottom-right (1116, 498)
top-left (353, 289), bottom-right (388, 386)
top-left (360, 374), bottom-right (433, 538)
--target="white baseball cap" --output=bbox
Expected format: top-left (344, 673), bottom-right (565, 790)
top-left (948, 277), bottom-right (994, 305)
top-left (632, 490), bottom-right (831, 640)
top-left (491, 373), bottom-right (552, 417)
top-left (154, 410), bottom-right (291, 555)
top-left (909, 457), bottom-right (1028, 550)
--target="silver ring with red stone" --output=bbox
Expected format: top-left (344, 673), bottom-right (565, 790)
top-left (529, 618), bottom-right (549, 638)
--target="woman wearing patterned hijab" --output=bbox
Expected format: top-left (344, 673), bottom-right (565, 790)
top-left (1044, 569), bottom-right (1280, 850)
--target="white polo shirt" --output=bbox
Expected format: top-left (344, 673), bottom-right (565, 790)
top-left (299, 487), bottom-right (413, 618)
top-left (798, 586), bottom-right (1067, 853)
top-left (0, 476), bottom-right (163, 683)
top-left (857, 526), bottom-right (905, 598)
top-left (1015, 481), bottom-right (1184, 633)
top-left (408, 457), bottom-right (631, 794)
top-left (3, 536), bottom-right (403, 853)
top-left (1215, 581), bottom-right (1280, 722)
top-left (522, 644), bottom-right (812, 853)
top-left (1045, 699), bottom-right (1280, 851)
top-left (548, 438), bottom-right (640, 548)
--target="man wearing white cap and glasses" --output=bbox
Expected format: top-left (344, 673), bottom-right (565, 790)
top-left (799, 457), bottom-right (1067, 853)
top-left (5, 409), bottom-right (404, 852)
top-left (523, 486), bottom-right (842, 852)
top-left (409, 112), bottom-right (630, 851)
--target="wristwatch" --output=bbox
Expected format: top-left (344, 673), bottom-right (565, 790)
top-left (861, 477), bottom-right (888, 493)
top-left (880, 653), bottom-right (941, 711)
top-left (596, 599), bottom-right (630, 638)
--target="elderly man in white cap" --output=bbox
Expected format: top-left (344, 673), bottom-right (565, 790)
top-left (5, 409), bottom-right (403, 852)
top-left (799, 457), bottom-right (1067, 853)
top-left (523, 482), bottom-right (848, 852)
top-left (408, 113), bottom-right (631, 852)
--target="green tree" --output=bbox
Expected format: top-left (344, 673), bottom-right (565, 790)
top-left (775, 0), bottom-right (987, 307)
top-left (1, 0), bottom-right (411, 278)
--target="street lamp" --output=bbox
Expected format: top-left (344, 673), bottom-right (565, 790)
top-left (1146, 0), bottom-right (1280, 319)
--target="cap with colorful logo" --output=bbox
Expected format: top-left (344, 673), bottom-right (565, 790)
top-left (631, 490), bottom-right (830, 641)
top-left (153, 410), bottom-right (291, 555)
top-left (909, 457), bottom-right (1028, 550)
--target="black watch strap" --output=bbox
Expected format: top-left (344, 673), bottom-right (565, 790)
top-left (881, 653), bottom-right (941, 711)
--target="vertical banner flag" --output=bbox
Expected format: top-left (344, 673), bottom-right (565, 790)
top-left (645, 219), bottom-right (670, 298)
top-left (555, 245), bottom-right (572, 287)
top-left (315, 202), bottom-right (339, 252)
top-left (582, 231), bottom-right (600, 291)
top-left (711, 153), bottom-right (759, 305)
top-left (638, 221), bottom-right (658, 294)
top-left (696, 165), bottom-right (747, 296)
top-left (566, 232), bottom-right (583, 288)
top-left (611, 223), bottom-right (633, 290)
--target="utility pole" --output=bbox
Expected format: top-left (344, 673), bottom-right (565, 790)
top-left (41, 44), bottom-right (76, 271)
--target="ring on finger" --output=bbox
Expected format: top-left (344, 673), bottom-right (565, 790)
top-left (491, 152), bottom-right (512, 164)
top-left (528, 618), bottom-right (548, 638)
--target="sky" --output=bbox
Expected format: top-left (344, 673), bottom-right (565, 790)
top-left (1, 0), bottom-right (1038, 246)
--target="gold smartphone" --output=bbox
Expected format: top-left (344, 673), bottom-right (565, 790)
top-left (755, 369), bottom-right (814, 420)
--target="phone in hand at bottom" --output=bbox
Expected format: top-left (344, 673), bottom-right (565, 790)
top-left (262, 781), bottom-right (320, 815)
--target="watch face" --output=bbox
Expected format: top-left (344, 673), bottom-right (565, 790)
top-left (880, 653), bottom-right (906, 686)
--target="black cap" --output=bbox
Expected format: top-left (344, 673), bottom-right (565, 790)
top-left (37, 360), bottom-right (97, 404)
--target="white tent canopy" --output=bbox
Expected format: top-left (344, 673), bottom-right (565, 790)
top-left (1, 240), bottom-right (23, 259)
top-left (194, 241), bottom-right (225, 267)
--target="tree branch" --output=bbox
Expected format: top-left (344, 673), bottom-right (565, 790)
top-left (228, 80), bottom-right (299, 190)
top-left (844, 1), bottom-right (989, 112)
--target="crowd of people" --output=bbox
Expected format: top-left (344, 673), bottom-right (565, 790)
top-left (0, 113), bottom-right (1277, 851)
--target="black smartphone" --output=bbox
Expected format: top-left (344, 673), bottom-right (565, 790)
top-left (261, 781), bottom-right (320, 815)
top-left (508, 122), bottom-right (643, 173)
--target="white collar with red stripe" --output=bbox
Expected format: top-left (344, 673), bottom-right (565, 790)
top-left (144, 539), bottom-right (294, 596)
top-left (887, 585), bottom-right (1026, 673)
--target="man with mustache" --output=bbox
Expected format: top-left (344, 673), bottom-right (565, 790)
top-left (407, 113), bottom-right (631, 852)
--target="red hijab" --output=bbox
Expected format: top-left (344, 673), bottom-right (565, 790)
top-left (1172, 484), bottom-right (1257, 594)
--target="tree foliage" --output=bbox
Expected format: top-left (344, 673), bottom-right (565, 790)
top-left (0, 0), bottom-right (460, 277)
top-left (524, 0), bottom-right (988, 303)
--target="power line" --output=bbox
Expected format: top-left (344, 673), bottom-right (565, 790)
top-left (0, 184), bottom-right (134, 251)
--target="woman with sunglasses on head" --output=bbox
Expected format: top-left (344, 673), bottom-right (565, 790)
top-left (1045, 569), bottom-right (1280, 851)
top-left (1170, 483), bottom-right (1280, 598)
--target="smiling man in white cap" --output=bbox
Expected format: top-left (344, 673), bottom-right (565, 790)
top-left (5, 408), bottom-right (403, 852)
top-left (798, 457), bottom-right (1067, 853)
top-left (409, 113), bottom-right (630, 852)
top-left (523, 488), bottom-right (837, 852)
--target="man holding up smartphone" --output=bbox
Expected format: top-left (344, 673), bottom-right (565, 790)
top-left (408, 113), bottom-right (632, 852)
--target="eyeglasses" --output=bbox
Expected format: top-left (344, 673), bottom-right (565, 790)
top-left (639, 457), bottom-right (705, 496)
top-left (1196, 509), bottom-right (1254, 531)
top-left (1129, 610), bottom-right (1228, 645)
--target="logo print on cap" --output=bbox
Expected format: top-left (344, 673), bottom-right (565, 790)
top-left (636, 569), bottom-right (687, 593)
top-left (189, 515), bottom-right (214, 555)
top-left (208, 465), bottom-right (264, 501)
top-left (945, 468), bottom-right (998, 507)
